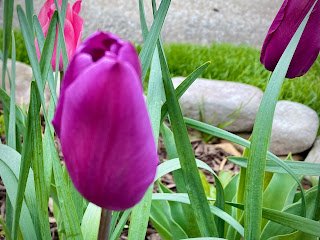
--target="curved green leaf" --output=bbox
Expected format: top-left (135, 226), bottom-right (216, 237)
top-left (0, 215), bottom-right (13, 240)
top-left (29, 83), bottom-right (51, 240)
top-left (184, 118), bottom-right (306, 221)
top-left (139, 0), bottom-right (171, 83)
top-left (8, 32), bottom-right (16, 149)
top-left (0, 144), bottom-right (38, 240)
top-left (81, 203), bottom-right (101, 240)
top-left (110, 209), bottom-right (131, 240)
top-left (0, 88), bottom-right (26, 133)
top-left (228, 157), bottom-right (320, 176)
top-left (152, 193), bottom-right (244, 237)
top-left (150, 200), bottom-right (172, 240)
top-left (268, 231), bottom-right (318, 240)
top-left (160, 61), bottom-right (211, 123)
top-left (227, 199), bottom-right (320, 238)
top-left (181, 238), bottom-right (227, 240)
top-left (33, 14), bottom-right (58, 106)
top-left (261, 187), bottom-right (318, 240)
top-left (243, 4), bottom-right (315, 237)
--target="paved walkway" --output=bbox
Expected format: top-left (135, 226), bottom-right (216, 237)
top-left (1, 0), bottom-right (283, 47)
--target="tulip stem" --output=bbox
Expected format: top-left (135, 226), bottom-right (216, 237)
top-left (98, 208), bottom-right (112, 240)
top-left (59, 71), bottom-right (64, 88)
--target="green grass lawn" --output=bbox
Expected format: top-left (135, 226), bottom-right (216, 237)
top-left (163, 43), bottom-right (320, 117)
top-left (1, 29), bottom-right (319, 116)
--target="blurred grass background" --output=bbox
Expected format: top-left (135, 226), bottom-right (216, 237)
top-left (162, 43), bottom-right (320, 117)
top-left (1, 29), bottom-right (319, 116)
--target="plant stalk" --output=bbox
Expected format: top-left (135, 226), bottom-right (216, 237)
top-left (313, 177), bottom-right (320, 221)
top-left (98, 209), bottom-right (112, 240)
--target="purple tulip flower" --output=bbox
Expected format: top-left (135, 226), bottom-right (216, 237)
top-left (52, 31), bottom-right (158, 211)
top-left (260, 0), bottom-right (320, 78)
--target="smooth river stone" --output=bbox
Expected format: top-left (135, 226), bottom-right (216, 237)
top-left (270, 101), bottom-right (319, 155)
top-left (0, 60), bottom-right (52, 109)
top-left (172, 77), bottom-right (263, 132)
top-left (304, 136), bottom-right (320, 164)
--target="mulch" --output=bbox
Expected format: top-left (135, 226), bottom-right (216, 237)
top-left (0, 128), bottom-right (246, 239)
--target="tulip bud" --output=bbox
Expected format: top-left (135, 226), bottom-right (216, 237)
top-left (260, 0), bottom-right (320, 78)
top-left (36, 0), bottom-right (84, 71)
top-left (52, 31), bottom-right (158, 211)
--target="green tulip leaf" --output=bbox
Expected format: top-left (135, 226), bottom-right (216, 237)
top-left (184, 118), bottom-right (306, 220)
top-left (152, 193), bottom-right (244, 237)
top-left (0, 144), bottom-right (38, 240)
top-left (139, 0), bottom-right (171, 83)
top-left (150, 200), bottom-right (173, 240)
top-left (110, 209), bottom-right (131, 240)
top-left (81, 203), bottom-right (101, 240)
top-left (260, 187), bottom-right (318, 239)
top-left (228, 157), bottom-right (320, 176)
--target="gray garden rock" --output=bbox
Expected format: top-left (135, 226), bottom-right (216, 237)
top-left (0, 60), bottom-right (51, 109)
top-left (304, 137), bottom-right (320, 164)
top-left (1, 60), bottom-right (33, 108)
top-left (270, 101), bottom-right (319, 155)
top-left (172, 77), bottom-right (263, 132)
top-left (304, 137), bottom-right (320, 181)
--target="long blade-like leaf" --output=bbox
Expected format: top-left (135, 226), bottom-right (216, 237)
top-left (0, 148), bottom-right (38, 240)
top-left (184, 118), bottom-right (306, 218)
top-left (17, 6), bottom-right (83, 238)
top-left (12, 85), bottom-right (41, 240)
top-left (33, 14), bottom-right (58, 106)
top-left (228, 157), bottom-right (320, 176)
top-left (29, 82), bottom-right (52, 240)
top-left (160, 62), bottom-right (211, 123)
top-left (227, 202), bottom-right (320, 237)
top-left (0, 216), bottom-right (13, 240)
top-left (181, 238), bottom-right (226, 240)
top-left (139, 0), bottom-right (171, 82)
top-left (2, 0), bottom-right (14, 90)
top-left (314, 178), bottom-right (320, 221)
top-left (17, 5), bottom-right (46, 108)
top-left (156, 158), bottom-right (218, 181)
top-left (25, 0), bottom-right (34, 27)
top-left (0, 88), bottom-right (26, 133)
top-left (81, 203), bottom-right (101, 240)
top-left (152, 193), bottom-right (244, 237)
top-left (158, 36), bottom-right (218, 237)
top-left (54, 0), bottom-right (69, 71)
top-left (244, 4), bottom-right (315, 237)
top-left (8, 32), bottom-right (16, 149)
top-left (110, 209), bottom-right (131, 240)
top-left (128, 1), bottom-right (167, 239)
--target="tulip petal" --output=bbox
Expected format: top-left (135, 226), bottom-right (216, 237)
top-left (65, 2), bottom-right (73, 23)
top-left (261, 0), bottom-right (320, 78)
top-left (36, 0), bottom-right (83, 71)
top-left (64, 20), bottom-right (76, 59)
top-left (52, 53), bottom-right (93, 137)
top-left (72, 13), bottom-right (84, 48)
top-left (78, 32), bottom-right (118, 54)
top-left (58, 58), bottom-right (158, 210)
top-left (118, 42), bottom-right (142, 81)
top-left (38, 0), bottom-right (54, 25)
top-left (77, 31), bottom-right (141, 80)
top-left (73, 0), bottom-right (82, 14)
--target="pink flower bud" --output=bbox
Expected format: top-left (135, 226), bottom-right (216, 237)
top-left (36, 0), bottom-right (84, 71)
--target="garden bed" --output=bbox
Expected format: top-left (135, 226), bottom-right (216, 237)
top-left (0, 127), bottom-right (243, 239)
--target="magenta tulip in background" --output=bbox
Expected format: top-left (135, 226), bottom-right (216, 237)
top-left (52, 31), bottom-right (158, 211)
top-left (36, 0), bottom-right (84, 71)
top-left (260, 0), bottom-right (320, 78)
